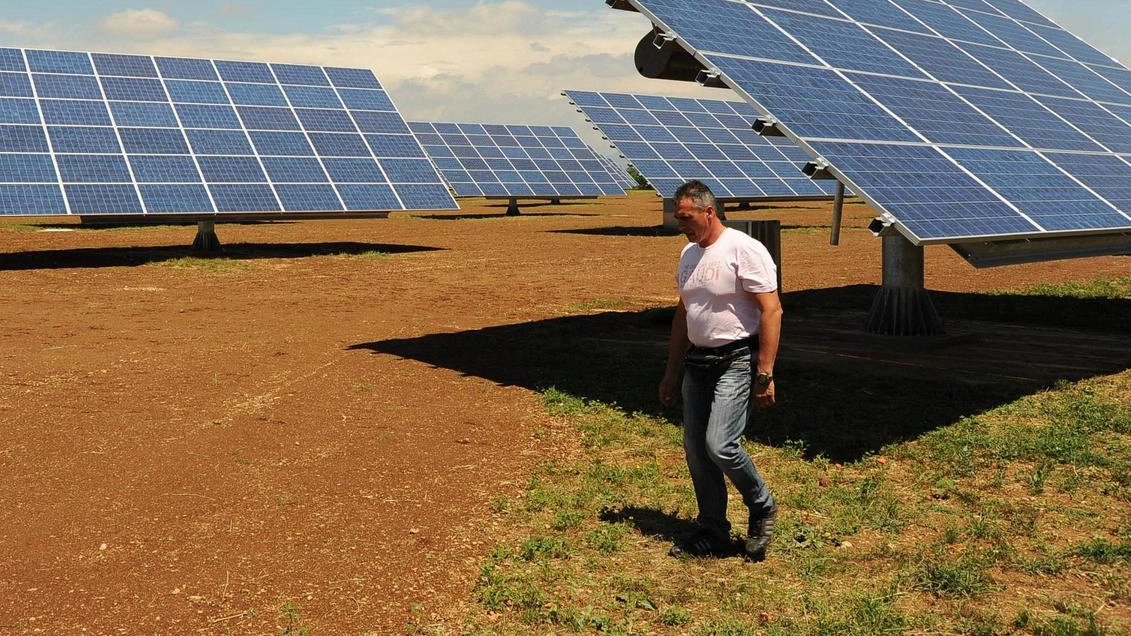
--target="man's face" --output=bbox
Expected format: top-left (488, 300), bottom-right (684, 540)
top-left (673, 197), bottom-right (714, 243)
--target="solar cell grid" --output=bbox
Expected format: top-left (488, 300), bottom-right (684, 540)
top-left (0, 47), bottom-right (455, 215)
top-left (621, 0), bottom-right (1131, 242)
top-left (566, 90), bottom-right (839, 199)
top-left (411, 120), bottom-right (624, 198)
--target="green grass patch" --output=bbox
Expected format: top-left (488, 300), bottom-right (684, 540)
top-left (156, 256), bottom-right (253, 273)
top-left (1005, 277), bottom-right (1131, 300)
top-left (418, 367), bottom-right (1130, 635)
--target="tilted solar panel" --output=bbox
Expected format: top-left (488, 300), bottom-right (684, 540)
top-left (566, 89), bottom-right (838, 199)
top-left (408, 121), bottom-right (625, 198)
top-left (0, 47), bottom-right (456, 216)
top-left (616, 0), bottom-right (1131, 244)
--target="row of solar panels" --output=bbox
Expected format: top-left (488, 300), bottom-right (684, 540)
top-left (0, 46), bottom-right (844, 218)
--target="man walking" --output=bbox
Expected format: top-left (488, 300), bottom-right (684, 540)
top-left (658, 180), bottom-right (781, 561)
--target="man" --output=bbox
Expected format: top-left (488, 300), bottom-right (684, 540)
top-left (658, 180), bottom-right (781, 561)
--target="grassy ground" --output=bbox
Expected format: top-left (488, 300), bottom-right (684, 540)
top-left (416, 279), bottom-right (1130, 635)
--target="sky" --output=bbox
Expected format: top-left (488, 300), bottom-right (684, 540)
top-left (2, 1), bottom-right (1128, 156)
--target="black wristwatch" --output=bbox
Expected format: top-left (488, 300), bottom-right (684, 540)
top-left (755, 371), bottom-right (773, 386)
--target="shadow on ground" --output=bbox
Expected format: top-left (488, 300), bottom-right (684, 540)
top-left (0, 242), bottom-right (441, 270)
top-left (351, 285), bottom-right (1131, 462)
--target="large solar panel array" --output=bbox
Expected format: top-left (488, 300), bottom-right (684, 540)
top-left (566, 89), bottom-right (838, 199)
top-left (408, 121), bottom-right (625, 198)
top-left (618, 0), bottom-right (1131, 244)
top-left (0, 47), bottom-right (456, 216)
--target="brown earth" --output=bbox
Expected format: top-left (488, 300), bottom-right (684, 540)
top-left (0, 192), bottom-right (1127, 634)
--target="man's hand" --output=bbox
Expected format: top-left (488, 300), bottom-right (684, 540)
top-left (659, 373), bottom-right (679, 407)
top-left (754, 380), bottom-right (775, 408)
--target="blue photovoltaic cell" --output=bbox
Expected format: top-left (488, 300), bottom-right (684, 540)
top-left (0, 154), bottom-right (58, 183)
top-left (0, 47), bottom-right (455, 216)
top-left (271, 64), bottom-right (329, 86)
top-left (165, 80), bottom-right (230, 105)
top-left (215, 60), bottom-right (274, 84)
top-left (0, 48), bottom-right (26, 72)
top-left (175, 103), bottom-right (242, 129)
top-left (48, 126), bottom-right (122, 154)
top-left (129, 156), bottom-right (203, 183)
top-left (56, 155), bottom-right (132, 183)
top-left (64, 183), bottom-right (143, 214)
top-left (210, 183), bottom-right (280, 212)
top-left (155, 57), bottom-right (218, 81)
top-left (295, 108), bottom-right (356, 132)
top-left (323, 158), bottom-right (386, 182)
top-left (93, 53), bottom-right (158, 78)
top-left (227, 83), bottom-right (287, 106)
top-left (139, 184), bottom-right (213, 212)
top-left (262, 157), bottom-right (328, 182)
top-left (338, 183), bottom-right (400, 210)
top-left (275, 184), bottom-right (342, 211)
top-left (238, 106), bottom-right (302, 131)
top-left (0, 73), bottom-right (33, 97)
top-left (282, 85), bottom-right (342, 108)
top-left (0, 125), bottom-right (49, 152)
top-left (0, 185), bottom-right (67, 214)
top-left (325, 67), bottom-right (380, 89)
top-left (338, 89), bottom-right (394, 111)
top-left (33, 74), bottom-right (101, 100)
top-left (120, 128), bottom-right (190, 154)
top-left (111, 102), bottom-right (179, 127)
top-left (41, 100), bottom-right (112, 126)
top-left (412, 120), bottom-right (625, 197)
top-left (26, 49), bottom-right (92, 74)
top-left (566, 90), bottom-right (839, 199)
top-left (249, 131), bottom-right (313, 156)
top-left (624, 0), bottom-right (1131, 241)
top-left (187, 129), bottom-right (254, 155)
top-left (101, 77), bottom-right (167, 102)
top-left (198, 156), bottom-right (267, 183)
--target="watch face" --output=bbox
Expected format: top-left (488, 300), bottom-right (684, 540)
top-left (755, 372), bottom-right (772, 385)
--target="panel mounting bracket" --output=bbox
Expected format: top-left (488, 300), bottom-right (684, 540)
top-left (752, 118), bottom-right (786, 136)
top-left (803, 159), bottom-right (836, 180)
top-left (695, 69), bottom-right (728, 89)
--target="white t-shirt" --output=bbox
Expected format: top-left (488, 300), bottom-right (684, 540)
top-left (676, 228), bottom-right (778, 347)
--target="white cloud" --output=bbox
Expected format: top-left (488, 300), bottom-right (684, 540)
top-left (96, 9), bottom-right (180, 39)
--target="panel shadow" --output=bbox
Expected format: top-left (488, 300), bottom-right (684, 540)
top-left (350, 285), bottom-right (1131, 463)
top-left (0, 242), bottom-right (442, 270)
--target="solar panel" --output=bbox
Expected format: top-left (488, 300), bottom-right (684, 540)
top-left (408, 121), bottom-right (625, 198)
top-left (616, 0), bottom-right (1131, 244)
top-left (0, 47), bottom-right (456, 216)
top-left (566, 89), bottom-right (839, 199)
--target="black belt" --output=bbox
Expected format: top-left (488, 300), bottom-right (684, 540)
top-left (688, 336), bottom-right (757, 356)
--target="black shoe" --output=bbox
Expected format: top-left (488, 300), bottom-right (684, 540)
top-left (669, 527), bottom-right (733, 558)
top-left (744, 503), bottom-right (777, 562)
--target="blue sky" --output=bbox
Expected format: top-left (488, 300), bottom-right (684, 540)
top-left (2, 1), bottom-right (1127, 153)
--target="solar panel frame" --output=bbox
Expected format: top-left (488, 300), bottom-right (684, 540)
top-left (409, 120), bottom-right (625, 198)
top-left (566, 89), bottom-right (839, 199)
top-left (618, 0), bottom-right (1131, 245)
top-left (0, 46), bottom-right (456, 217)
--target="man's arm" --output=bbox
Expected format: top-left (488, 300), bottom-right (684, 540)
top-left (751, 290), bottom-right (782, 407)
top-left (659, 299), bottom-right (690, 407)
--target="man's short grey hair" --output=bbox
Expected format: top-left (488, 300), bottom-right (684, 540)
top-left (673, 179), bottom-right (718, 213)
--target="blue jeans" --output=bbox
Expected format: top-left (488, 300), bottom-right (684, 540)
top-left (681, 347), bottom-right (774, 536)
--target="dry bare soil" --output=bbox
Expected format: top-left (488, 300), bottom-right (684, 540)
top-left (0, 193), bottom-right (1127, 633)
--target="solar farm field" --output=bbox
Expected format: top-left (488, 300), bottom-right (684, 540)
top-left (0, 193), bottom-right (1128, 633)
